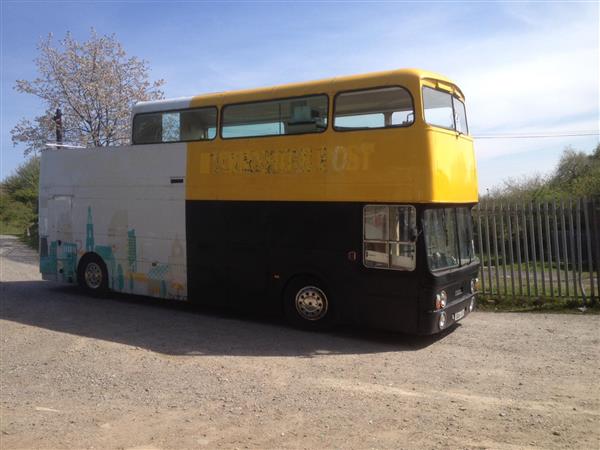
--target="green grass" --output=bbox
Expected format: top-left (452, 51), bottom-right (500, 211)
top-left (478, 266), bottom-right (598, 302)
top-left (476, 294), bottom-right (600, 314)
top-left (0, 220), bottom-right (38, 249)
top-left (20, 232), bottom-right (39, 250)
top-left (0, 221), bottom-right (23, 235)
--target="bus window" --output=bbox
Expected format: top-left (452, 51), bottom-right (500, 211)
top-left (423, 87), bottom-right (454, 130)
top-left (334, 87), bottom-right (414, 130)
top-left (162, 112), bottom-right (180, 142)
top-left (132, 106), bottom-right (217, 144)
top-left (133, 113), bottom-right (162, 144)
top-left (180, 108), bottom-right (217, 141)
top-left (222, 95), bottom-right (328, 139)
top-left (453, 97), bottom-right (469, 134)
top-left (364, 205), bottom-right (416, 271)
top-left (423, 87), bottom-right (469, 135)
top-left (456, 207), bottom-right (475, 265)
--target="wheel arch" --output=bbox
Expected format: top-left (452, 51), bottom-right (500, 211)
top-left (76, 251), bottom-right (107, 275)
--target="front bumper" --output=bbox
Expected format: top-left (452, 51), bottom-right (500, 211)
top-left (418, 294), bottom-right (475, 335)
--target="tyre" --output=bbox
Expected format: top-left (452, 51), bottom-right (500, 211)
top-left (283, 276), bottom-right (336, 330)
top-left (77, 253), bottom-right (109, 296)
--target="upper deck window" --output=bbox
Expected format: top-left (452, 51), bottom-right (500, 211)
top-left (334, 87), bottom-right (414, 130)
top-left (221, 95), bottom-right (328, 139)
top-left (453, 96), bottom-right (468, 134)
top-left (132, 106), bottom-right (217, 144)
top-left (423, 87), bottom-right (469, 134)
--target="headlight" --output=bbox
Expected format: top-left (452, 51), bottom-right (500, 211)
top-left (439, 290), bottom-right (447, 308)
top-left (470, 278), bottom-right (480, 294)
top-left (435, 290), bottom-right (448, 310)
top-left (438, 311), bottom-right (447, 329)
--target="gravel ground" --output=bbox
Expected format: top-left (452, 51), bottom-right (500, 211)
top-left (1, 235), bottom-right (599, 450)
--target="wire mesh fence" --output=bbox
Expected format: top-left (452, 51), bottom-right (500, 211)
top-left (473, 197), bottom-right (600, 303)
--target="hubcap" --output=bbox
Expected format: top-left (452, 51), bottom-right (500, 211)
top-left (295, 286), bottom-right (328, 321)
top-left (84, 262), bottom-right (103, 289)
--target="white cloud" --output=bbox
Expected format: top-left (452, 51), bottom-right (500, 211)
top-left (383, 3), bottom-right (599, 188)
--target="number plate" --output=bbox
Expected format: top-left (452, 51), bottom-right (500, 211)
top-left (454, 309), bottom-right (465, 321)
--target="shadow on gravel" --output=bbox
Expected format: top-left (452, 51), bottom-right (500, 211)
top-left (0, 280), bottom-right (456, 357)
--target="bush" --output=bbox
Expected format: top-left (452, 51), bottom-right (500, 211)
top-left (0, 157), bottom-right (39, 247)
top-left (483, 144), bottom-right (600, 202)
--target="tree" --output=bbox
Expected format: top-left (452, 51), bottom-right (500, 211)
top-left (11, 30), bottom-right (165, 154)
top-left (0, 157), bottom-right (40, 240)
top-left (484, 144), bottom-right (600, 201)
top-left (592, 143), bottom-right (600, 160)
top-left (2, 156), bottom-right (39, 206)
top-left (551, 146), bottom-right (593, 187)
top-left (483, 173), bottom-right (557, 203)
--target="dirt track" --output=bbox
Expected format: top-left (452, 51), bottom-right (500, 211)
top-left (1, 235), bottom-right (599, 449)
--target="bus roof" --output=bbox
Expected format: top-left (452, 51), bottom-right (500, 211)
top-left (132, 68), bottom-right (464, 115)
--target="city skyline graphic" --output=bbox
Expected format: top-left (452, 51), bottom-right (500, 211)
top-left (40, 205), bottom-right (187, 300)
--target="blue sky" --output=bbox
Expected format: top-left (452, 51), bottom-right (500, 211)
top-left (1, 1), bottom-right (598, 192)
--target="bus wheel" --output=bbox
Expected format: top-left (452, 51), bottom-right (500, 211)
top-left (284, 277), bottom-right (336, 330)
top-left (77, 254), bottom-right (108, 296)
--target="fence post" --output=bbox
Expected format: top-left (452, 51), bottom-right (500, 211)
top-left (568, 199), bottom-right (578, 298)
top-left (561, 200), bottom-right (570, 298)
top-left (507, 203), bottom-right (516, 299)
top-left (536, 202), bottom-right (546, 297)
top-left (529, 202), bottom-right (539, 297)
top-left (593, 197), bottom-right (600, 301)
top-left (522, 202), bottom-right (531, 297)
top-left (576, 199), bottom-right (585, 305)
top-left (492, 202), bottom-right (501, 297)
top-left (477, 203), bottom-right (486, 294)
top-left (514, 203), bottom-right (524, 297)
top-left (485, 203), bottom-right (493, 296)
top-left (583, 197), bottom-right (596, 301)
top-left (552, 200), bottom-right (562, 298)
top-left (499, 203), bottom-right (508, 296)
top-left (544, 202), bottom-right (554, 300)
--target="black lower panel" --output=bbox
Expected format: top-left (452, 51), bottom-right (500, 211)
top-left (185, 200), bottom-right (423, 332)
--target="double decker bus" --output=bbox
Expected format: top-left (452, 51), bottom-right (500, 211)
top-left (39, 68), bottom-right (479, 334)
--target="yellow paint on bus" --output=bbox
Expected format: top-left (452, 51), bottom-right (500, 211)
top-left (185, 68), bottom-right (478, 204)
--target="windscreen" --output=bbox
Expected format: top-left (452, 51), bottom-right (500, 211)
top-left (423, 207), bottom-right (475, 271)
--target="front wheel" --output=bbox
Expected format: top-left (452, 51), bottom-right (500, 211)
top-left (283, 277), bottom-right (336, 330)
top-left (77, 254), bottom-right (109, 296)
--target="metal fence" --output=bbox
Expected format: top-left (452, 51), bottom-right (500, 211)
top-left (473, 197), bottom-right (600, 303)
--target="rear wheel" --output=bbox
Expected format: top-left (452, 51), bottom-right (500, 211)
top-left (283, 276), bottom-right (336, 330)
top-left (77, 254), bottom-right (108, 296)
